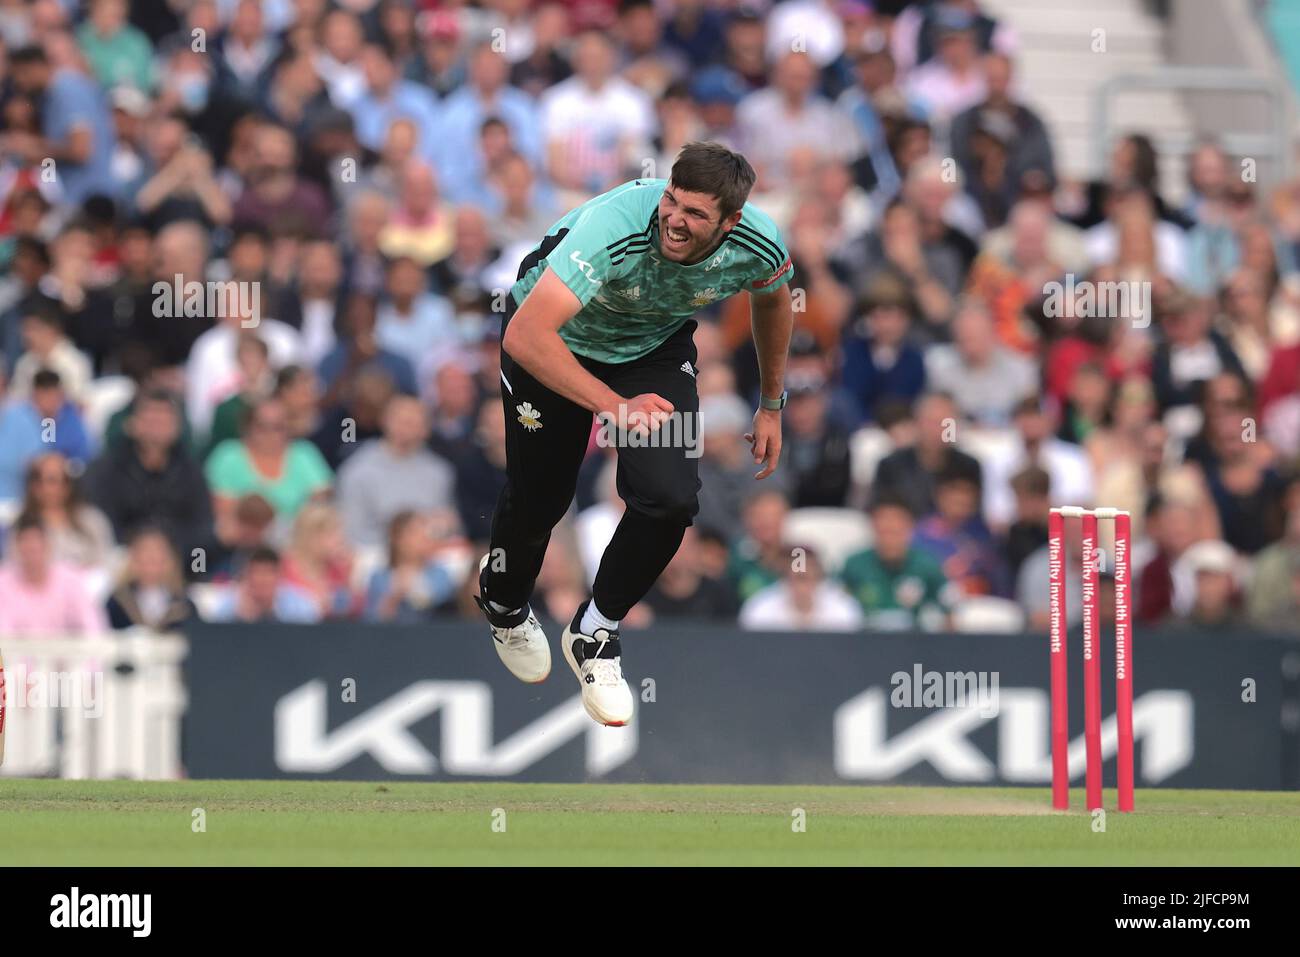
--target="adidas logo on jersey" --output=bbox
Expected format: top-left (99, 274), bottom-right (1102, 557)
top-left (680, 361), bottom-right (696, 378)
top-left (618, 285), bottom-right (641, 300)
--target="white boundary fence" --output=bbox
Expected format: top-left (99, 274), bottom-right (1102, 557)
top-left (0, 631), bottom-right (188, 779)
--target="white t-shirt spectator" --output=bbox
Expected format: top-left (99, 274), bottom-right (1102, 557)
top-left (980, 438), bottom-right (1096, 528)
top-left (739, 580), bottom-right (865, 632)
top-left (540, 77), bottom-right (654, 190)
top-left (185, 320), bottom-right (303, 440)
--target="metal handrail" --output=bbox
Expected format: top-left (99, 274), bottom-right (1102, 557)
top-left (1091, 67), bottom-right (1292, 183)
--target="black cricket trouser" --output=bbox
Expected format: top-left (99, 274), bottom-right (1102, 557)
top-left (485, 299), bottom-right (701, 620)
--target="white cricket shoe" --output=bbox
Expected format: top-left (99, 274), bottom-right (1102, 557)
top-left (475, 555), bottom-right (550, 684)
top-left (561, 601), bottom-right (634, 727)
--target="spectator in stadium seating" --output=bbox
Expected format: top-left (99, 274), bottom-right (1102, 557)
top-left (1084, 186), bottom-right (1187, 284)
top-left (42, 219), bottom-right (116, 372)
top-left (83, 388), bottom-right (213, 571)
top-left (0, 369), bottom-right (93, 501)
top-left (186, 311), bottom-right (301, 444)
top-left (872, 392), bottom-right (981, 518)
top-left (203, 492), bottom-right (274, 582)
top-left (522, 529), bottom-right (595, 624)
top-left (0, 238), bottom-right (52, 370)
top-left (437, 43), bottom-right (543, 203)
top-left (337, 395), bottom-right (456, 547)
top-left (275, 364), bottom-right (335, 456)
top-left (1182, 139), bottom-right (1231, 226)
top-left (263, 50), bottom-right (334, 143)
top-left (1184, 175), bottom-right (1257, 297)
top-left (1188, 386), bottom-right (1287, 556)
top-left (736, 51), bottom-right (858, 185)
top-left (426, 355), bottom-right (481, 459)
top-left (838, 199), bottom-right (956, 333)
top-left (950, 53), bottom-right (1054, 220)
top-left (430, 206), bottom-right (500, 312)
top-left (903, 10), bottom-right (987, 134)
top-left (128, 221), bottom-right (213, 372)
top-left (205, 335), bottom-right (272, 457)
top-left (697, 393), bottom-right (790, 534)
top-left (965, 198), bottom-right (1070, 353)
top-left (315, 7), bottom-right (367, 107)
top-left (540, 30), bottom-right (654, 196)
top-left (687, 65), bottom-right (746, 153)
top-left (739, 545), bottom-right (864, 632)
top-left (726, 489), bottom-right (791, 604)
top-left (1082, 375), bottom-right (1157, 535)
top-left (782, 367), bottom-right (852, 508)
top-left (318, 293), bottom-right (418, 402)
top-left (282, 502), bottom-right (359, 619)
top-left (404, 8), bottom-right (467, 98)
top-left (7, 44), bottom-right (117, 206)
top-left (213, 0), bottom-right (281, 107)
top-left (379, 161), bottom-right (456, 268)
top-left (1217, 267), bottom-right (1282, 382)
top-left (484, 150), bottom-right (559, 250)
top-left (1001, 465), bottom-right (1051, 581)
top-left (841, 495), bottom-right (949, 630)
top-left (348, 42), bottom-right (441, 164)
top-left (840, 274), bottom-right (927, 424)
top-left (982, 396), bottom-right (1094, 529)
top-left (1174, 539), bottom-right (1244, 629)
top-left (451, 396), bottom-right (509, 545)
top-left (340, 191), bottom-right (392, 299)
top-left (1135, 493), bottom-right (1212, 623)
top-left (374, 254), bottom-right (458, 370)
top-left (208, 545), bottom-right (320, 624)
top-left (77, 0), bottom-right (154, 92)
top-left (1246, 474), bottom-right (1300, 629)
top-left (207, 396), bottom-right (332, 530)
top-left (133, 112), bottom-right (233, 232)
top-left (836, 44), bottom-right (907, 202)
top-left (643, 526), bottom-right (740, 620)
top-left (893, 0), bottom-right (1012, 75)
top-left (105, 526), bottom-right (195, 631)
top-left (924, 297), bottom-right (1037, 425)
top-left (10, 307), bottom-right (93, 406)
top-left (275, 240), bottom-right (343, 368)
top-left (0, 514), bottom-right (107, 634)
top-left (364, 508), bottom-right (459, 623)
top-left (231, 122), bottom-right (331, 239)
top-left (18, 453), bottom-right (114, 570)
top-left (914, 465), bottom-right (1007, 597)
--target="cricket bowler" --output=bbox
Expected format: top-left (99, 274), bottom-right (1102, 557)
top-left (475, 142), bottom-right (794, 726)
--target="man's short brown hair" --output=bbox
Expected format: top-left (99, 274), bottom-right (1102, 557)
top-left (668, 142), bottom-right (756, 219)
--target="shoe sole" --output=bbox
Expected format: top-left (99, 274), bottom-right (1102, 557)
top-left (560, 625), bottom-right (631, 727)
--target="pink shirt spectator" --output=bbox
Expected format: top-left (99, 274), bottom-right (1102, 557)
top-left (0, 561), bottom-right (108, 635)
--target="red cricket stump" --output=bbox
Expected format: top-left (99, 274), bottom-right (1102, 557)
top-left (1113, 510), bottom-right (1134, 811)
top-left (1080, 511), bottom-right (1102, 811)
top-left (1049, 507), bottom-right (1135, 812)
top-left (1047, 509), bottom-right (1068, 810)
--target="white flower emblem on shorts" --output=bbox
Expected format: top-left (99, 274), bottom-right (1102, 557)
top-left (516, 402), bottom-right (543, 431)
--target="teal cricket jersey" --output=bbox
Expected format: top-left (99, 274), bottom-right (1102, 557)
top-left (510, 178), bottom-right (794, 363)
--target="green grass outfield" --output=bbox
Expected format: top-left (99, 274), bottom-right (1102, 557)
top-left (2, 779), bottom-right (1298, 866)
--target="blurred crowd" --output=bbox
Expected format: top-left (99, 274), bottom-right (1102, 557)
top-left (0, 0), bottom-right (1298, 638)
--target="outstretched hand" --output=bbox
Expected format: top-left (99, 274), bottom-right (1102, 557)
top-left (745, 408), bottom-right (782, 480)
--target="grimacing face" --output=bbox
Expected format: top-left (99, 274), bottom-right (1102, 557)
top-left (657, 184), bottom-right (742, 264)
